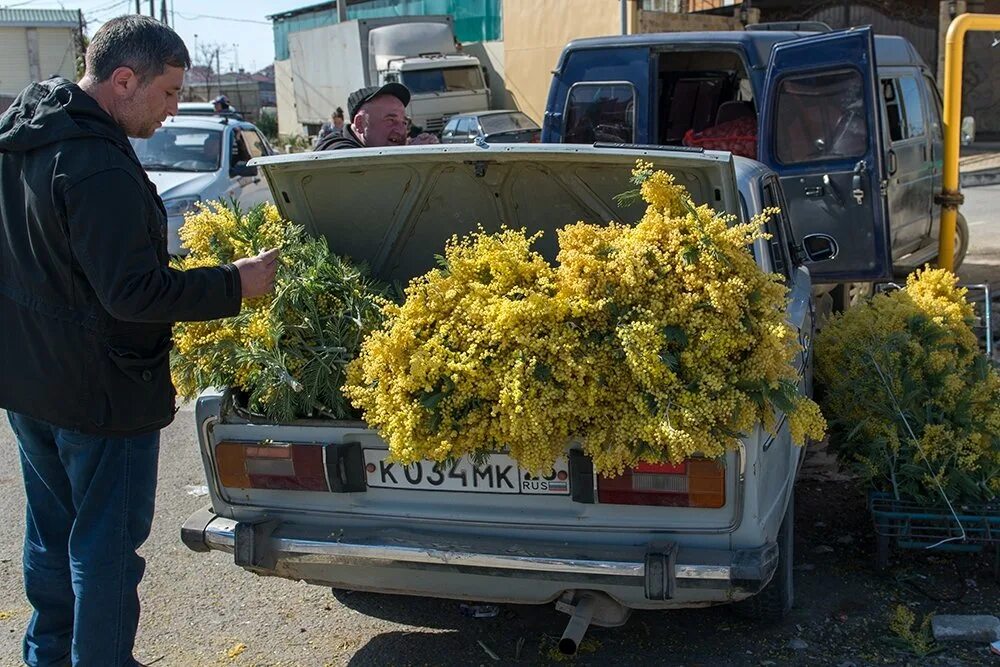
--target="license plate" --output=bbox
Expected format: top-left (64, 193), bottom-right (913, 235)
top-left (363, 450), bottom-right (570, 495)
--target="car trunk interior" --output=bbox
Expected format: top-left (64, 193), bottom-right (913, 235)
top-left (654, 50), bottom-right (756, 148)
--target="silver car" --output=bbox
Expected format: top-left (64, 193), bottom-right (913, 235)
top-left (129, 115), bottom-right (273, 255)
top-left (181, 144), bottom-right (833, 653)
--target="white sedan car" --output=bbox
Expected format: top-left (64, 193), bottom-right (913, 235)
top-left (129, 115), bottom-right (273, 255)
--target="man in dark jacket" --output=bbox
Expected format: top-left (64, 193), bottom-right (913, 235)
top-left (0, 16), bottom-right (277, 666)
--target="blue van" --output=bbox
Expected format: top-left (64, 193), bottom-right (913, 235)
top-left (543, 26), bottom-right (966, 303)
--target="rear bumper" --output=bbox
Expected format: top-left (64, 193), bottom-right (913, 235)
top-left (182, 506), bottom-right (777, 608)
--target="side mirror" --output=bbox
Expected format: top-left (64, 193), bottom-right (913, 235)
top-left (801, 233), bottom-right (839, 263)
top-left (230, 161), bottom-right (257, 178)
top-left (961, 116), bottom-right (976, 145)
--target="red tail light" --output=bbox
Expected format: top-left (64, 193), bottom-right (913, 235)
top-left (597, 459), bottom-right (725, 508)
top-left (216, 441), bottom-right (327, 491)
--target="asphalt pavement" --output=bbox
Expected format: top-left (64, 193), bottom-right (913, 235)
top-left (1, 186), bottom-right (998, 666)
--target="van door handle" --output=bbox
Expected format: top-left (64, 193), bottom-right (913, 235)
top-left (852, 160), bottom-right (867, 206)
top-left (887, 149), bottom-right (897, 175)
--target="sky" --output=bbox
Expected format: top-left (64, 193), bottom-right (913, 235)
top-left (3, 0), bottom-right (312, 73)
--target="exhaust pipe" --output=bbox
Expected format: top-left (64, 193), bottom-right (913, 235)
top-left (558, 594), bottom-right (596, 655)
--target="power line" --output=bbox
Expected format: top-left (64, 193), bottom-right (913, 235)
top-left (174, 12), bottom-right (270, 25)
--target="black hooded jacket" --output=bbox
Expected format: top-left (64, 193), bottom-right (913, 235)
top-left (0, 78), bottom-right (242, 436)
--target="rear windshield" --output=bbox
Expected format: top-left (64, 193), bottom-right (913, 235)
top-left (480, 112), bottom-right (537, 135)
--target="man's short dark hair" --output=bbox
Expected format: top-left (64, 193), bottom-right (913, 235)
top-left (85, 15), bottom-right (190, 83)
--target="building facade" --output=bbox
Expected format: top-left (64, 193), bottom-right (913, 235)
top-left (0, 8), bottom-right (81, 110)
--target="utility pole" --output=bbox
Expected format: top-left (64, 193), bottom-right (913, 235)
top-left (160, 0), bottom-right (167, 23)
top-left (76, 9), bottom-right (85, 77)
top-left (135, 0), bottom-right (140, 14)
top-left (216, 47), bottom-right (222, 99)
top-left (337, 0), bottom-right (347, 22)
top-left (148, 0), bottom-right (154, 17)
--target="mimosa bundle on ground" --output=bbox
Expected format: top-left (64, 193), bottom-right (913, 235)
top-left (345, 162), bottom-right (826, 474)
top-left (815, 268), bottom-right (1000, 504)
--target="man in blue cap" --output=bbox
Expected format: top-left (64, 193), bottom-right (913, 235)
top-left (315, 82), bottom-right (436, 150)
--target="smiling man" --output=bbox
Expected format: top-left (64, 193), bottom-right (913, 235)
top-left (315, 82), bottom-right (437, 149)
top-left (0, 15), bottom-right (277, 666)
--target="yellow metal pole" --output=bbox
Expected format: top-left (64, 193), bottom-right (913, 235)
top-left (939, 13), bottom-right (1000, 271)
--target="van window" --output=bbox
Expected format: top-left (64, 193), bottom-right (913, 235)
top-left (923, 75), bottom-right (943, 141)
top-left (882, 79), bottom-right (906, 143)
top-left (898, 77), bottom-right (925, 138)
top-left (774, 70), bottom-right (867, 165)
top-left (564, 83), bottom-right (635, 144)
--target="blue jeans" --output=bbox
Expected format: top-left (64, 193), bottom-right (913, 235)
top-left (8, 411), bottom-right (160, 667)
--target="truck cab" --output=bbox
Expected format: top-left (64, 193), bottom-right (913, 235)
top-left (542, 26), bottom-right (967, 303)
top-left (383, 53), bottom-right (490, 134)
top-left (368, 21), bottom-right (491, 135)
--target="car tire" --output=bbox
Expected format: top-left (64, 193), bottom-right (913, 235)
top-left (953, 211), bottom-right (970, 272)
top-left (732, 493), bottom-right (794, 622)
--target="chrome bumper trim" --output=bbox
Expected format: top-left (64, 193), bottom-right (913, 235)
top-left (194, 515), bottom-right (748, 584)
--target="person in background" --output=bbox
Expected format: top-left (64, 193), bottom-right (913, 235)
top-left (315, 107), bottom-right (345, 148)
top-left (212, 94), bottom-right (231, 113)
top-left (314, 83), bottom-right (439, 150)
top-left (326, 107), bottom-right (345, 137)
top-left (0, 15), bottom-right (278, 666)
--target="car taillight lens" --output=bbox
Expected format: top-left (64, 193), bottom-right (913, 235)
top-left (597, 459), bottom-right (725, 508)
top-left (216, 441), bottom-right (327, 491)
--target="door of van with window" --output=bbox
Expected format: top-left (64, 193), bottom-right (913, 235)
top-left (759, 27), bottom-right (891, 283)
top-left (881, 72), bottom-right (933, 254)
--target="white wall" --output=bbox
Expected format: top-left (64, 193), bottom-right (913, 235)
top-left (0, 27), bottom-right (76, 97)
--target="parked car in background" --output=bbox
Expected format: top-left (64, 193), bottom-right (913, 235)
top-left (177, 101), bottom-right (243, 119)
top-left (441, 110), bottom-right (541, 144)
top-left (129, 115), bottom-right (273, 255)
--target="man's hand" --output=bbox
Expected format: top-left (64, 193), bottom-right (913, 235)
top-left (234, 248), bottom-right (279, 299)
top-left (407, 132), bottom-right (440, 145)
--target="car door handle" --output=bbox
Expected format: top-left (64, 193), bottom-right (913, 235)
top-left (252, 178), bottom-right (261, 184)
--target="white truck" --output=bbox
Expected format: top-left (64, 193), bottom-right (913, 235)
top-left (288, 16), bottom-right (491, 135)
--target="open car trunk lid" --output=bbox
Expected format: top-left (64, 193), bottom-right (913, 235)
top-left (225, 144), bottom-right (748, 533)
top-left (250, 143), bottom-right (742, 285)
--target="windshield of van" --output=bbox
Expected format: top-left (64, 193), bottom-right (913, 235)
top-left (130, 127), bottom-right (223, 172)
top-left (401, 66), bottom-right (483, 94)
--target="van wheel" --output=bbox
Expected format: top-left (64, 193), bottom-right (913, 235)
top-left (732, 494), bottom-right (794, 622)
top-left (832, 282), bottom-right (873, 313)
top-left (953, 212), bottom-right (970, 272)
